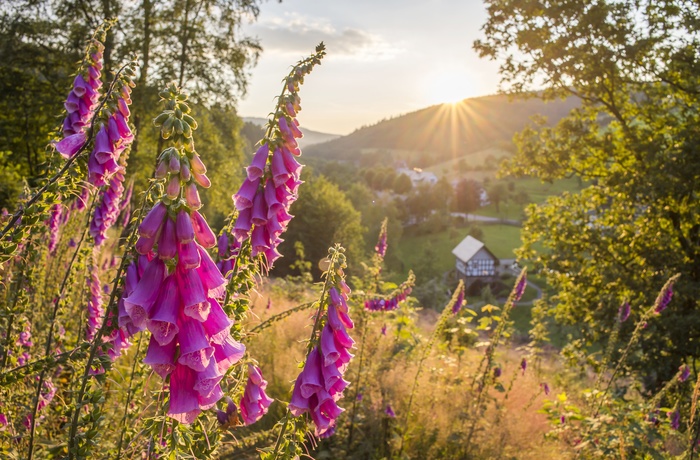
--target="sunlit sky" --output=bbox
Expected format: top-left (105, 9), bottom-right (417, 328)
top-left (237, 0), bottom-right (502, 135)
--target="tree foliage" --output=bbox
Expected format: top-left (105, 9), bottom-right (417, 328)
top-left (476, 0), bottom-right (700, 384)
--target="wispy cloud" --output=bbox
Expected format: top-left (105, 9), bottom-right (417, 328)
top-left (250, 13), bottom-right (404, 61)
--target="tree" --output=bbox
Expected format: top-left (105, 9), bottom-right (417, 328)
top-left (274, 174), bottom-right (367, 279)
top-left (487, 183), bottom-right (507, 213)
top-left (452, 178), bottom-right (481, 214)
top-left (392, 173), bottom-right (413, 194)
top-left (476, 0), bottom-right (700, 386)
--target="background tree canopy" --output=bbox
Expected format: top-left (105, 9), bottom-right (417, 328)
top-left (0, 0), bottom-right (261, 217)
top-left (475, 0), bottom-right (700, 387)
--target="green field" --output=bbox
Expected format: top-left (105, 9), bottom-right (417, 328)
top-left (396, 223), bottom-right (523, 278)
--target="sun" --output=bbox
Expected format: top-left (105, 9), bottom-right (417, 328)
top-left (427, 71), bottom-right (469, 105)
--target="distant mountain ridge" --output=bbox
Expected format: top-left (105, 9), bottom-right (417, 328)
top-left (304, 94), bottom-right (581, 166)
top-left (242, 117), bottom-right (341, 148)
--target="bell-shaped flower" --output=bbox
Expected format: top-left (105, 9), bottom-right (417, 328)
top-left (239, 364), bottom-right (274, 425)
top-left (195, 246), bottom-right (227, 299)
top-left (177, 266), bottom-right (209, 321)
top-left (143, 335), bottom-right (177, 379)
top-left (124, 258), bottom-right (166, 328)
top-left (213, 335), bottom-right (246, 374)
top-left (203, 299), bottom-right (233, 344)
top-left (233, 177), bottom-right (260, 211)
top-left (191, 211), bottom-right (217, 248)
top-left (146, 275), bottom-right (180, 346)
top-left (246, 144), bottom-right (269, 180)
top-left (168, 364), bottom-right (202, 424)
top-left (177, 316), bottom-right (214, 372)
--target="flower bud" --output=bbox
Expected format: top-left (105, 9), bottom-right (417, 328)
top-left (166, 176), bottom-right (180, 199)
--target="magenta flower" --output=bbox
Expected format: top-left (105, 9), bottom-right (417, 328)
top-left (513, 273), bottom-right (527, 303)
top-left (452, 288), bottom-right (465, 314)
top-left (542, 382), bottom-right (550, 395)
top-left (375, 224), bottom-right (387, 258)
top-left (289, 285), bottom-right (354, 436)
top-left (679, 364), bottom-right (691, 383)
top-left (216, 397), bottom-right (239, 427)
top-left (0, 413), bottom-right (7, 428)
top-left (239, 364), bottom-right (274, 425)
top-left (230, 83), bottom-right (311, 268)
top-left (655, 283), bottom-right (674, 314)
top-left (47, 204), bottom-right (63, 253)
top-left (668, 410), bottom-right (680, 430)
top-left (618, 301), bottom-right (631, 322)
top-left (493, 367), bottom-right (502, 378)
top-left (90, 164), bottom-right (126, 245)
top-left (381, 324), bottom-right (387, 336)
top-left (56, 40), bottom-right (103, 158)
top-left (385, 404), bottom-right (396, 418)
top-left (86, 268), bottom-right (104, 341)
top-left (16, 324), bottom-right (32, 348)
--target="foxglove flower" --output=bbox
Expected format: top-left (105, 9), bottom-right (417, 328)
top-left (56, 40), bottom-right (103, 159)
top-left (239, 364), bottom-right (274, 425)
top-left (385, 404), bottom-right (396, 418)
top-left (90, 163), bottom-right (126, 245)
top-left (124, 85), bottom-right (243, 424)
top-left (86, 268), bottom-right (103, 341)
top-left (230, 60), bottom-right (321, 268)
top-left (289, 286), bottom-right (354, 436)
top-left (542, 382), bottom-right (550, 395)
top-left (513, 273), bottom-right (527, 303)
top-left (669, 410), bottom-right (680, 430)
top-left (655, 282), bottom-right (674, 314)
top-left (452, 288), bottom-right (465, 314)
top-left (47, 204), bottom-right (63, 253)
top-left (375, 221), bottom-right (388, 258)
top-left (364, 283), bottom-right (412, 312)
top-left (679, 364), bottom-right (691, 383)
top-left (618, 301), bottom-right (631, 322)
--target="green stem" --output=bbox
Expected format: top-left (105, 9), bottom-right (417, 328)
top-left (28, 199), bottom-right (94, 460)
top-left (67, 184), bottom-right (153, 459)
top-left (115, 332), bottom-right (144, 459)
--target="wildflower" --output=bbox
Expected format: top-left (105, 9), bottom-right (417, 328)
top-left (381, 324), bottom-right (387, 336)
top-left (452, 288), bottom-right (465, 314)
top-left (560, 415), bottom-right (566, 424)
top-left (239, 364), bottom-right (274, 425)
top-left (90, 161), bottom-right (127, 245)
top-left (668, 410), bottom-right (680, 430)
top-left (16, 324), bottom-right (32, 348)
top-left (86, 268), bottom-right (103, 341)
top-left (0, 413), bottom-right (7, 428)
top-left (493, 367), bottom-right (502, 378)
top-left (47, 204), bottom-right (63, 253)
top-left (56, 40), bottom-right (103, 159)
top-left (520, 358), bottom-right (527, 375)
top-left (618, 301), bottom-right (631, 322)
top-left (289, 286), bottom-right (354, 436)
top-left (356, 393), bottom-right (363, 401)
top-left (385, 404), bottom-right (396, 418)
top-left (513, 273), bottom-right (527, 303)
top-left (542, 382), bottom-right (550, 395)
top-left (125, 86), bottom-right (243, 424)
top-left (375, 221), bottom-right (387, 258)
top-left (679, 364), bottom-right (691, 383)
top-left (655, 283), bottom-right (674, 314)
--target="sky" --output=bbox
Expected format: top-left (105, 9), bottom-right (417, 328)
top-left (237, 0), bottom-right (502, 135)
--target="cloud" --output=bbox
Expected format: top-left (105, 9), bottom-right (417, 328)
top-left (250, 13), bottom-right (404, 61)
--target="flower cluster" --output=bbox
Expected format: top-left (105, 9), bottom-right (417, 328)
top-left (654, 282), bottom-right (674, 314)
top-left (47, 204), bottom-right (63, 253)
top-left (513, 272), bottom-right (527, 303)
top-left (289, 283), bottom-right (354, 437)
top-left (231, 60), bottom-right (325, 268)
top-left (451, 288), bottom-right (465, 314)
top-left (364, 284), bottom-right (412, 312)
top-left (374, 220), bottom-right (387, 258)
top-left (216, 232), bottom-right (241, 279)
top-left (56, 39), bottom-right (103, 159)
top-left (124, 85), bottom-right (244, 424)
top-left (618, 301), bottom-right (631, 322)
top-left (86, 267), bottom-right (103, 341)
top-left (90, 155), bottom-right (128, 245)
top-left (87, 74), bottom-right (135, 187)
top-left (239, 364), bottom-right (274, 425)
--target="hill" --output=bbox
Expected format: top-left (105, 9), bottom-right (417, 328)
top-left (242, 117), bottom-right (341, 149)
top-left (304, 94), bottom-right (580, 166)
